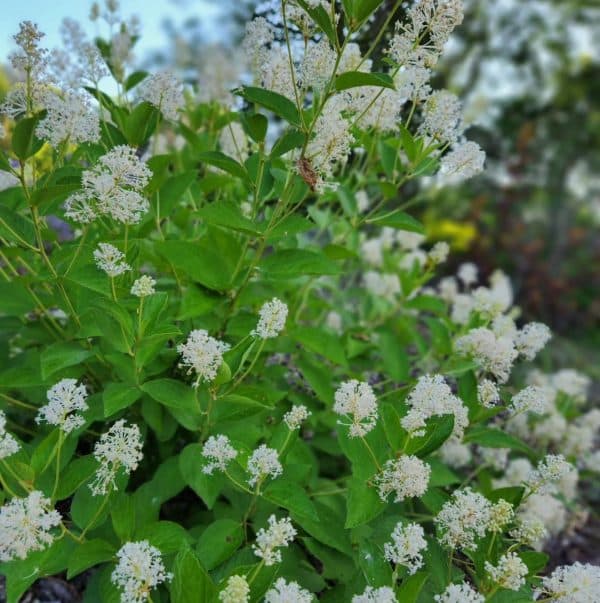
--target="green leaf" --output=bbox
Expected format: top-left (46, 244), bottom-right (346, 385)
top-left (345, 477), bottom-right (385, 528)
top-left (241, 113), bottom-right (268, 143)
top-left (12, 115), bottom-right (44, 160)
top-left (405, 414), bottom-right (454, 457)
top-left (377, 331), bottom-right (409, 381)
top-left (170, 545), bottom-right (217, 603)
top-left (335, 71), bottom-right (395, 91)
top-left (71, 486), bottom-right (110, 530)
top-left (212, 394), bottom-right (269, 422)
top-left (67, 539), bottom-right (116, 579)
top-left (366, 210), bottom-right (424, 233)
top-left (197, 150), bottom-right (250, 181)
top-left (264, 479), bottom-right (319, 522)
top-left (234, 86), bottom-right (302, 127)
top-left (352, 0), bottom-right (385, 21)
top-left (103, 382), bottom-right (143, 417)
top-left (296, 1), bottom-right (338, 46)
top-left (520, 550), bottom-right (549, 574)
top-left (140, 379), bottom-right (198, 412)
top-left (196, 519), bottom-right (243, 570)
top-left (261, 249), bottom-right (341, 278)
top-left (270, 129), bottom-right (305, 157)
top-left (357, 540), bottom-right (392, 586)
top-left (124, 70), bottom-right (149, 91)
top-left (179, 443), bottom-right (225, 509)
top-left (292, 326), bottom-right (347, 367)
top-left (40, 342), bottom-right (93, 380)
top-left (123, 101), bottom-right (161, 146)
top-left (197, 201), bottom-right (260, 234)
top-left (464, 427), bottom-right (535, 456)
top-left (136, 521), bottom-right (193, 554)
top-left (55, 456), bottom-right (98, 500)
top-left (0, 205), bottom-right (36, 247)
top-left (396, 571), bottom-right (428, 602)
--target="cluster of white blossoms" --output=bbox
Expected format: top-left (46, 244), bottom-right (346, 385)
top-left (201, 434), bottom-right (237, 475)
top-left (0, 491), bottom-right (61, 561)
top-left (439, 141), bottom-right (486, 183)
top-left (363, 271), bottom-right (402, 301)
top-left (138, 71), bottom-right (185, 120)
top-left (283, 405), bottom-right (311, 430)
top-left (35, 89), bottom-right (100, 148)
top-left (177, 329), bottom-right (230, 385)
top-left (333, 380), bottom-right (378, 437)
top-left (477, 378), bottom-right (500, 407)
top-left (526, 454), bottom-right (574, 495)
top-left (252, 515), bottom-right (296, 566)
top-left (94, 243), bottom-right (131, 277)
top-left (265, 578), bottom-right (313, 603)
top-left (36, 378), bottom-right (88, 433)
top-left (90, 420), bottom-right (143, 496)
top-left (435, 488), bottom-right (493, 550)
top-left (219, 122), bottom-right (249, 163)
top-left (247, 444), bottom-right (282, 487)
top-left (401, 374), bottom-right (468, 438)
top-left (539, 562), bottom-right (600, 602)
top-left (485, 552), bottom-right (528, 591)
top-left (375, 455), bottom-right (431, 503)
top-left (0, 410), bottom-right (19, 459)
top-left (65, 145), bottom-right (152, 225)
top-left (510, 385), bottom-right (550, 415)
top-left (254, 298), bottom-right (288, 339)
top-left (515, 322), bottom-right (552, 360)
top-left (131, 275), bottom-right (156, 297)
top-left (383, 522), bottom-right (428, 575)
top-left (434, 582), bottom-right (484, 603)
top-left (218, 575), bottom-right (250, 603)
top-left (111, 541), bottom-right (171, 603)
top-left (352, 586), bottom-right (397, 603)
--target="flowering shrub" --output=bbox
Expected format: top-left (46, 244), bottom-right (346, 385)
top-left (0, 1), bottom-right (598, 602)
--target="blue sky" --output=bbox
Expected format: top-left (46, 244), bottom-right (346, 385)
top-left (0, 0), bottom-right (222, 63)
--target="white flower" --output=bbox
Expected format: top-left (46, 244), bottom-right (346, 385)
top-left (333, 380), bottom-right (378, 437)
top-left (455, 328), bottom-right (518, 383)
top-left (488, 499), bottom-right (514, 533)
top-left (439, 437), bottom-right (472, 468)
top-left (429, 241), bottom-right (450, 264)
top-left (552, 369), bottom-right (590, 403)
top-left (252, 515), bottom-right (296, 566)
top-left (202, 435), bottom-right (237, 475)
top-left (219, 575), bottom-right (250, 603)
top-left (111, 541), bottom-right (171, 603)
top-left (420, 90), bottom-right (463, 144)
top-left (65, 145), bottom-right (151, 224)
top-left (177, 329), bottom-right (230, 385)
top-left (326, 311), bottom-right (343, 333)
top-left (138, 71), bottom-right (184, 120)
top-left (480, 447), bottom-right (508, 471)
top-left (375, 455), bottom-right (431, 503)
top-left (383, 522), bottom-right (427, 574)
top-left (540, 562), bottom-right (600, 602)
top-left (36, 378), bottom-right (88, 433)
top-left (352, 586), bottom-right (397, 603)
top-left (247, 444), bottom-right (282, 487)
top-left (283, 405), bottom-right (311, 430)
top-left (434, 583), bottom-right (484, 603)
top-left (363, 271), bottom-right (402, 301)
top-left (0, 410), bottom-right (19, 460)
top-left (510, 517), bottom-right (547, 548)
top-left (396, 230), bottom-right (425, 251)
top-left (515, 322), bottom-right (551, 360)
top-left (36, 90), bottom-right (100, 147)
top-left (510, 385), bottom-right (550, 415)
top-left (518, 493), bottom-right (565, 550)
top-left (485, 553), bottom-right (528, 591)
top-left (440, 141), bottom-right (486, 182)
top-left (219, 122), bottom-right (249, 163)
top-left (527, 454), bottom-right (574, 495)
top-left (0, 491), bottom-right (61, 561)
top-left (131, 275), bottom-right (156, 297)
top-left (94, 243), bottom-right (131, 277)
top-left (254, 298), bottom-right (288, 339)
top-left (401, 374), bottom-right (468, 438)
top-left (435, 488), bottom-right (492, 550)
top-left (355, 190), bottom-right (370, 213)
top-left (457, 262), bottom-right (478, 286)
top-left (301, 39), bottom-right (336, 91)
top-left (476, 379), bottom-right (499, 408)
top-left (90, 420), bottom-right (143, 496)
top-left (265, 577), bottom-right (312, 603)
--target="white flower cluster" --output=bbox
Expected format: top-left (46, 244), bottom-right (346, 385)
top-left (202, 434), bottom-right (237, 475)
top-left (111, 541), bottom-right (171, 603)
top-left (219, 122), bottom-right (249, 163)
top-left (36, 378), bottom-right (88, 433)
top-left (375, 455), bottom-right (431, 503)
top-left (485, 552), bottom-right (528, 591)
top-left (283, 405), bottom-right (311, 430)
top-left (540, 562), bottom-right (600, 602)
top-left (90, 420), bottom-right (143, 496)
top-left (0, 410), bottom-right (19, 460)
top-left (435, 488), bottom-right (492, 550)
top-left (352, 586), bottom-right (397, 603)
top-left (177, 329), bottom-right (230, 385)
top-left (477, 379), bottom-right (500, 407)
top-left (65, 145), bottom-right (152, 224)
top-left (363, 271), bottom-right (402, 301)
top-left (219, 575), bottom-right (250, 603)
top-left (254, 298), bottom-right (288, 339)
top-left (333, 380), bottom-right (378, 437)
top-left (510, 385), bottom-right (550, 415)
top-left (247, 444), bottom-right (282, 487)
top-left (526, 454), bottom-right (574, 495)
top-left (131, 275), bottom-right (156, 297)
top-left (138, 71), bottom-right (185, 120)
top-left (515, 322), bottom-right (552, 360)
top-left (434, 583), bottom-right (484, 603)
top-left (0, 491), bottom-right (61, 561)
top-left (440, 141), bottom-right (486, 183)
top-left (36, 90), bottom-right (100, 148)
top-left (94, 243), bottom-right (131, 277)
top-left (401, 374), bottom-right (468, 438)
top-left (265, 578), bottom-right (312, 603)
top-left (383, 522), bottom-right (428, 574)
top-left (252, 515), bottom-right (296, 566)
